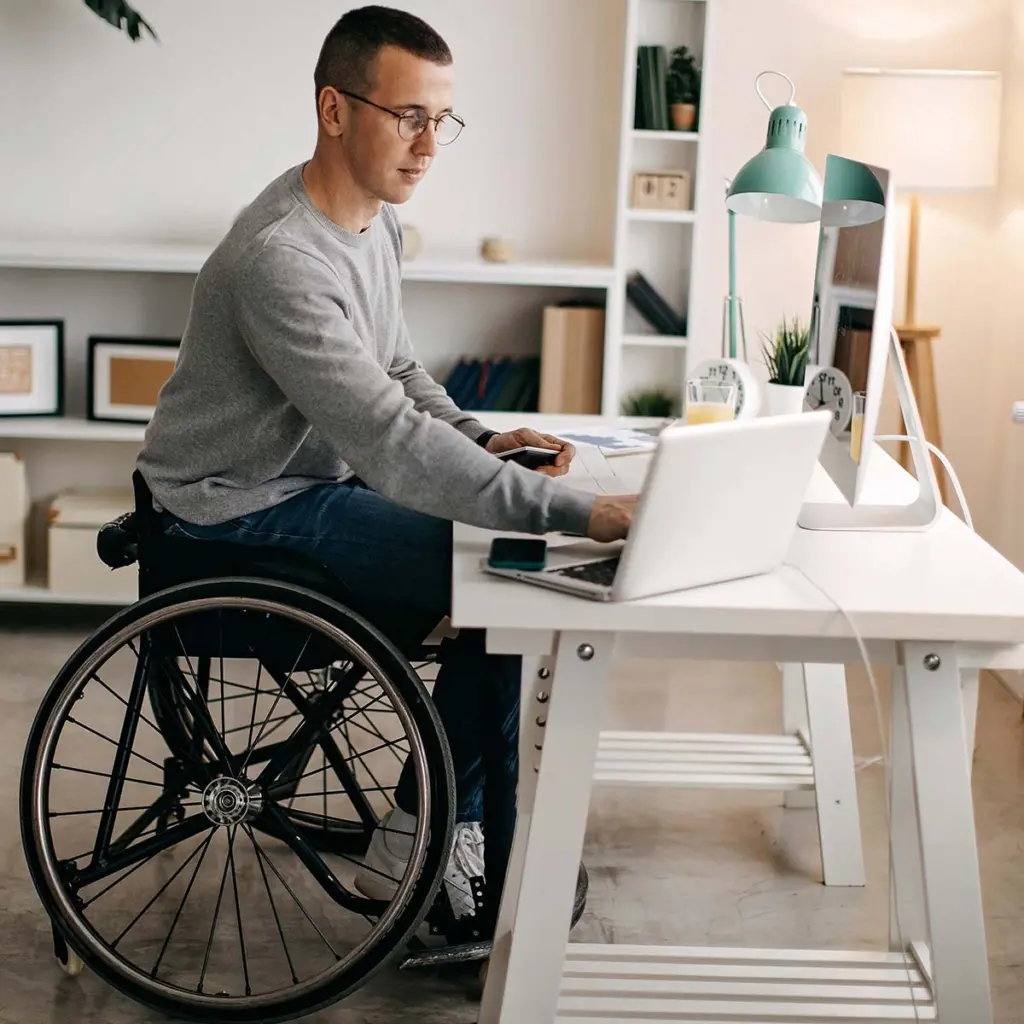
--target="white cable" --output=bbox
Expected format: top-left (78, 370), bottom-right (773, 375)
top-left (785, 561), bottom-right (922, 1021)
top-left (875, 435), bottom-right (973, 531)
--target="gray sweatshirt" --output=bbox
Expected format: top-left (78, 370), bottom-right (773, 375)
top-left (137, 163), bottom-right (596, 536)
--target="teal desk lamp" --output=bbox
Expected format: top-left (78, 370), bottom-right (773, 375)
top-left (723, 71), bottom-right (823, 359)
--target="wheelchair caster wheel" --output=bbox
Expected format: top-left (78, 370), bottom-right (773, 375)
top-left (53, 930), bottom-right (84, 977)
top-left (59, 949), bottom-right (85, 977)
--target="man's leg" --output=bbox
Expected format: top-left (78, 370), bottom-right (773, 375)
top-left (162, 481), bottom-right (520, 919)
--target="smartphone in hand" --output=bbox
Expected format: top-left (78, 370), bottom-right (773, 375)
top-left (496, 446), bottom-right (560, 469)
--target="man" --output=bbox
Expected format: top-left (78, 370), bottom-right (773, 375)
top-left (137, 5), bottom-right (635, 932)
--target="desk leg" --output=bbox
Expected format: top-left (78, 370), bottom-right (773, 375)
top-left (803, 663), bottom-right (865, 887)
top-left (781, 663), bottom-right (815, 810)
top-left (961, 669), bottom-right (979, 776)
top-left (891, 642), bottom-right (992, 1023)
top-left (479, 633), bottom-right (613, 1024)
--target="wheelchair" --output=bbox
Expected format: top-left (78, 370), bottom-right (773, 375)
top-left (19, 471), bottom-right (587, 1023)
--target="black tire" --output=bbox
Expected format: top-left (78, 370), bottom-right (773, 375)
top-left (20, 577), bottom-right (455, 1024)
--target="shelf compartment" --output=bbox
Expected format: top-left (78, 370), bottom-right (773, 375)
top-left (627, 209), bottom-right (696, 224)
top-left (632, 129), bottom-right (699, 142)
top-left (621, 334), bottom-right (688, 349)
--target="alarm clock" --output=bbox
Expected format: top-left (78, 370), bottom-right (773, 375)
top-left (688, 357), bottom-right (762, 420)
top-left (803, 364), bottom-right (853, 433)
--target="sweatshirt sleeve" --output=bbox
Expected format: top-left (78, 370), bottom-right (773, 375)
top-left (388, 314), bottom-right (490, 443)
top-left (234, 241), bottom-right (595, 535)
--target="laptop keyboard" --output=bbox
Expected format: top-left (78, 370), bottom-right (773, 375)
top-left (551, 556), bottom-right (621, 588)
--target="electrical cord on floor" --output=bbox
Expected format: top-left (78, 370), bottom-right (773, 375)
top-left (784, 437), bottom-right (973, 1020)
top-left (874, 434), bottom-right (974, 530)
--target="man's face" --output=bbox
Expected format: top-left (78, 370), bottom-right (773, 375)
top-left (340, 44), bottom-right (456, 205)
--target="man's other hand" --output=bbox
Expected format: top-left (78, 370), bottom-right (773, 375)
top-left (485, 428), bottom-right (575, 477)
top-left (587, 494), bottom-right (637, 543)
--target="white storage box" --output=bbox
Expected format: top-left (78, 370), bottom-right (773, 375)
top-left (0, 452), bottom-right (29, 588)
top-left (47, 490), bottom-right (137, 601)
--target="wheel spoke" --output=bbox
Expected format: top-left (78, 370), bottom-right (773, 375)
top-left (110, 830), bottom-right (212, 949)
top-left (246, 824), bottom-right (299, 984)
top-left (197, 827), bottom-right (234, 994)
top-left (150, 831), bottom-right (215, 979)
top-left (228, 826), bottom-right (251, 996)
top-left (243, 825), bottom-right (340, 961)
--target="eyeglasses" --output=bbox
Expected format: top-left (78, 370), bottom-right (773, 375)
top-left (338, 89), bottom-right (465, 145)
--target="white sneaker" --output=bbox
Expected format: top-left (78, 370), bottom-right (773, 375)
top-left (354, 807), bottom-right (485, 920)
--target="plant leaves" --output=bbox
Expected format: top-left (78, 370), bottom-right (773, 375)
top-left (83, 0), bottom-right (158, 41)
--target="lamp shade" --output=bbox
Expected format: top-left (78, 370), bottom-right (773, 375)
top-left (840, 69), bottom-right (1002, 192)
top-left (726, 100), bottom-right (823, 223)
top-left (820, 153), bottom-right (886, 227)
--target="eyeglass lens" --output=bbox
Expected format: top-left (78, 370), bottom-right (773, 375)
top-left (398, 111), bottom-right (463, 145)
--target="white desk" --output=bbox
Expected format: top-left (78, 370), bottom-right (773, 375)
top-left (457, 414), bottom-right (1024, 1024)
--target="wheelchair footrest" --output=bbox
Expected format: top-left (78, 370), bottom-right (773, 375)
top-left (399, 861), bottom-right (589, 971)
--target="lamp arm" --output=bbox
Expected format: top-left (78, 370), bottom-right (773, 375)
top-left (755, 70), bottom-right (796, 112)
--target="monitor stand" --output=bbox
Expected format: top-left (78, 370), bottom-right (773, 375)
top-left (798, 327), bottom-right (943, 532)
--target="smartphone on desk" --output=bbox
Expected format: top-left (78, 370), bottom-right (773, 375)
top-left (488, 537), bottom-right (547, 572)
top-left (496, 446), bottom-right (560, 469)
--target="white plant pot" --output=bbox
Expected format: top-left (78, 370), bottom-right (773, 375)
top-left (763, 382), bottom-right (806, 416)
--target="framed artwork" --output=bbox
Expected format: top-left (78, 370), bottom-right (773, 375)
top-left (0, 320), bottom-right (64, 418)
top-left (87, 336), bottom-right (180, 423)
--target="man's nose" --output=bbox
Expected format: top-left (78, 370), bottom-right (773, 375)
top-left (413, 122), bottom-right (439, 158)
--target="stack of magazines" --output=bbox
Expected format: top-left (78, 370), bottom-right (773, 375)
top-left (626, 271), bottom-right (686, 336)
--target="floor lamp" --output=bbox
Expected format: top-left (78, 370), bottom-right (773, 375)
top-left (839, 68), bottom-right (1003, 501)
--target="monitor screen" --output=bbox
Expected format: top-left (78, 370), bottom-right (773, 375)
top-left (806, 155), bottom-right (890, 495)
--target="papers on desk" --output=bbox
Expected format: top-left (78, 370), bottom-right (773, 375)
top-left (557, 426), bottom-right (662, 457)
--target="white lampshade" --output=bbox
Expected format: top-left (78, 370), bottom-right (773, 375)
top-left (840, 68), bottom-right (1002, 192)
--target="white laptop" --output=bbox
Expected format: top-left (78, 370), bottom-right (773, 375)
top-left (483, 410), bottom-right (831, 602)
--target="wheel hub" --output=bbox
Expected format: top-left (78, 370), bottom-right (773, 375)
top-left (202, 776), bottom-right (263, 826)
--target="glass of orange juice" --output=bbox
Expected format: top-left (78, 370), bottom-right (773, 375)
top-left (850, 391), bottom-right (866, 462)
top-left (684, 380), bottom-right (736, 425)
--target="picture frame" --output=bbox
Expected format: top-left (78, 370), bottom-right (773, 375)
top-left (87, 336), bottom-right (180, 424)
top-left (0, 320), bottom-right (64, 418)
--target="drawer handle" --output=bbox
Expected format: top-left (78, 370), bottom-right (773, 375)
top-left (0, 544), bottom-right (17, 564)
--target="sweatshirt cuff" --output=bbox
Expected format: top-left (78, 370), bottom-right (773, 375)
top-left (546, 485), bottom-right (597, 536)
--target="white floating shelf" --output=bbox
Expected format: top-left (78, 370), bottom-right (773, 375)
top-left (0, 239), bottom-right (615, 289)
top-left (0, 577), bottom-right (133, 607)
top-left (627, 208), bottom-right (697, 223)
top-left (594, 731), bottom-right (813, 790)
top-left (402, 257), bottom-right (615, 288)
top-left (558, 943), bottom-right (936, 1022)
top-left (622, 334), bottom-right (688, 349)
top-left (632, 129), bottom-right (699, 142)
top-left (0, 416), bottom-right (145, 442)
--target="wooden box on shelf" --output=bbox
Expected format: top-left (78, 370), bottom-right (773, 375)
top-left (47, 490), bottom-right (137, 601)
top-left (630, 169), bottom-right (692, 212)
top-left (539, 303), bottom-right (605, 414)
top-left (0, 452), bottom-right (29, 587)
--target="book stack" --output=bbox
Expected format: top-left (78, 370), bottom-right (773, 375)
top-left (442, 355), bottom-right (540, 412)
top-left (634, 45), bottom-right (669, 130)
top-left (626, 271), bottom-right (686, 336)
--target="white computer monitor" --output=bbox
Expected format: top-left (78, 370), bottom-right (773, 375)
top-left (800, 154), bottom-right (941, 531)
top-left (805, 154), bottom-right (894, 505)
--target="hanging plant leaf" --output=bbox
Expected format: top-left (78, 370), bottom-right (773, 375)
top-left (83, 0), bottom-right (157, 41)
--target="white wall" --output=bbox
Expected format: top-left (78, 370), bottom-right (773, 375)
top-left (0, 0), bottom-right (623, 262)
top-left (690, 0), bottom-right (1021, 561)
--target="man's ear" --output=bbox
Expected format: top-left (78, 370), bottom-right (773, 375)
top-left (317, 86), bottom-right (347, 138)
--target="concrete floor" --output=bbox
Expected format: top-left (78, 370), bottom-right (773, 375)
top-left (1, 606), bottom-right (1023, 1023)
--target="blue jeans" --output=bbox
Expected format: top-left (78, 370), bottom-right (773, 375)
top-left (162, 480), bottom-right (519, 902)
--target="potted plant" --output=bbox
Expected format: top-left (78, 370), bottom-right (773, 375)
top-left (666, 46), bottom-right (701, 132)
top-left (761, 316), bottom-right (811, 415)
top-left (621, 387), bottom-right (678, 418)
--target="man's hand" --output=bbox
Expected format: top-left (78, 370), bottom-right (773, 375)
top-left (485, 427), bottom-right (575, 477)
top-left (586, 494), bottom-right (638, 543)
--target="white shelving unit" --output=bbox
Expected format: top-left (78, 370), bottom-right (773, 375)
top-left (604, 0), bottom-right (713, 415)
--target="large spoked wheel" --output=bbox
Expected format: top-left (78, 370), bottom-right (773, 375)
top-left (20, 578), bottom-right (455, 1024)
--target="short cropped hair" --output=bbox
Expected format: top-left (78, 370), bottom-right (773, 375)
top-left (313, 5), bottom-right (452, 99)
